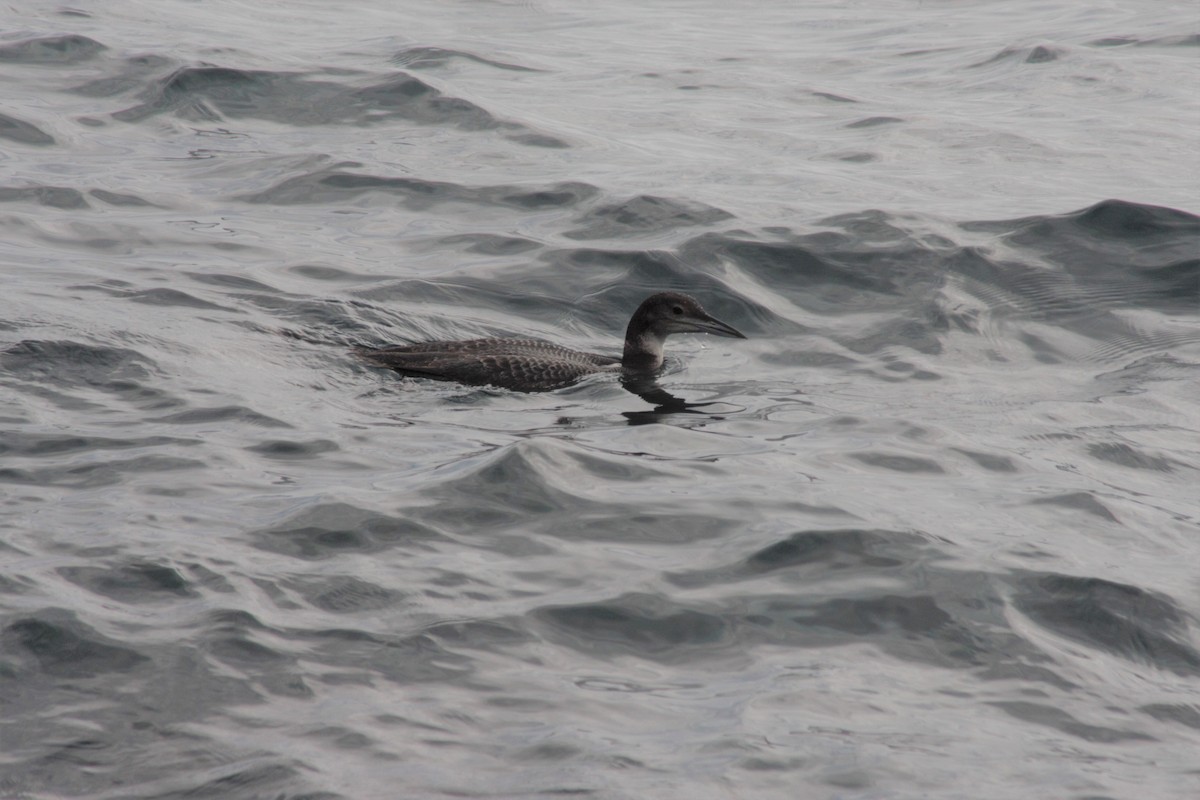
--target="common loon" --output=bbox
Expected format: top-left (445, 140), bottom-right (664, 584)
top-left (354, 291), bottom-right (746, 392)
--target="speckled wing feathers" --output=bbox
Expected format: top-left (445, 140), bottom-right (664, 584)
top-left (355, 338), bottom-right (620, 392)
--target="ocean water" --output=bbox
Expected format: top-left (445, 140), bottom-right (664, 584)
top-left (1, 1), bottom-right (1198, 798)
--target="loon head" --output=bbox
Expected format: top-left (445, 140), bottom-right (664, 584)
top-left (622, 292), bottom-right (746, 371)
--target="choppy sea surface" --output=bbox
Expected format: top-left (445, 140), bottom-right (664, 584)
top-left (2, 2), bottom-right (1198, 798)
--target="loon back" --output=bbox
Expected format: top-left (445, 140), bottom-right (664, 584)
top-left (354, 338), bottom-right (620, 392)
top-left (355, 291), bottom-right (746, 393)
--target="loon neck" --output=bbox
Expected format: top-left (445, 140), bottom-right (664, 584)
top-left (621, 327), bottom-right (665, 372)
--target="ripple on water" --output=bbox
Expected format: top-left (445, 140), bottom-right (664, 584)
top-left (0, 112), bottom-right (55, 145)
top-left (535, 593), bottom-right (730, 660)
top-left (57, 562), bottom-right (197, 602)
top-left (106, 63), bottom-right (568, 148)
top-left (562, 194), bottom-right (734, 241)
top-left (0, 185), bottom-right (90, 209)
top-left (0, 34), bottom-right (107, 64)
top-left (0, 453), bottom-right (206, 490)
top-left (237, 165), bottom-right (598, 211)
top-left (390, 44), bottom-right (544, 72)
top-left (667, 527), bottom-right (922, 587)
top-left (248, 501), bottom-right (444, 559)
top-left (2, 339), bottom-right (155, 387)
top-left (1012, 573), bottom-right (1200, 676)
top-left (4, 610), bottom-right (149, 678)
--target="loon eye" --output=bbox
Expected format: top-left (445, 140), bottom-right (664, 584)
top-left (671, 305), bottom-right (683, 315)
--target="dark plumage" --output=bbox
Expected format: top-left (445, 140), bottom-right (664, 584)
top-left (354, 291), bottom-right (746, 392)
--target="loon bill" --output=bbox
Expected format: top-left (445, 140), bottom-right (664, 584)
top-left (354, 291), bottom-right (746, 393)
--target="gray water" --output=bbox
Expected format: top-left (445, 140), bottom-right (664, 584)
top-left (2, 1), bottom-right (1198, 798)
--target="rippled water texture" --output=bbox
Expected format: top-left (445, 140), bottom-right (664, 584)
top-left (2, 1), bottom-right (1198, 798)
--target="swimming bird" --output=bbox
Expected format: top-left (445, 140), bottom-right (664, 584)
top-left (354, 291), bottom-right (746, 392)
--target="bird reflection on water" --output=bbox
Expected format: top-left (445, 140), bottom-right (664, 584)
top-left (618, 372), bottom-right (743, 422)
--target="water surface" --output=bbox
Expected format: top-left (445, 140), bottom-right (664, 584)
top-left (2, 2), bottom-right (1198, 798)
